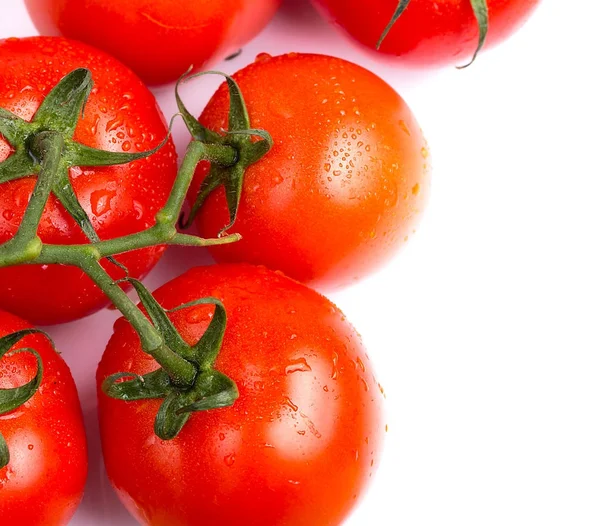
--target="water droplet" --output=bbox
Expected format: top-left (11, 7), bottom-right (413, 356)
top-left (421, 147), bottom-right (429, 159)
top-left (297, 430), bottom-right (306, 436)
top-left (284, 397), bottom-right (299, 412)
top-left (255, 52), bottom-right (272, 63)
top-left (224, 454), bottom-right (235, 466)
top-left (2, 210), bottom-right (14, 221)
top-left (324, 163), bottom-right (331, 173)
top-left (323, 385), bottom-right (329, 392)
top-left (219, 433), bottom-right (225, 441)
top-left (253, 381), bottom-right (265, 391)
top-left (331, 352), bottom-right (339, 380)
top-left (288, 480), bottom-right (300, 485)
top-left (356, 357), bottom-right (366, 372)
top-left (28, 444), bottom-right (34, 450)
top-left (412, 183), bottom-right (420, 196)
top-left (285, 358), bottom-right (312, 375)
top-left (360, 378), bottom-right (369, 392)
top-left (185, 309), bottom-right (203, 324)
top-left (398, 120), bottom-right (411, 135)
top-left (105, 116), bottom-right (124, 132)
top-left (122, 141), bottom-right (131, 152)
top-left (132, 200), bottom-right (144, 220)
top-left (90, 189), bottom-right (116, 216)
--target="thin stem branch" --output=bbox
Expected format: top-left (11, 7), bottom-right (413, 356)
top-left (0, 131), bottom-right (63, 266)
top-left (157, 141), bottom-right (237, 225)
top-left (77, 256), bottom-right (197, 387)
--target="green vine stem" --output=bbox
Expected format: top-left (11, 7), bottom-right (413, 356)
top-left (0, 67), bottom-right (271, 441)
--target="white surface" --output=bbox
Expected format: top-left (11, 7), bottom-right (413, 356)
top-left (1, 0), bottom-right (600, 524)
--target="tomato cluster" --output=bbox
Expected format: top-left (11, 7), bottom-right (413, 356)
top-left (0, 1), bottom-right (540, 525)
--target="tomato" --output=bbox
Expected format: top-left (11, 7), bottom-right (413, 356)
top-left (25, 0), bottom-right (281, 85)
top-left (312, 0), bottom-right (541, 68)
top-left (190, 53), bottom-right (430, 290)
top-left (0, 36), bottom-right (178, 325)
top-left (0, 309), bottom-right (87, 525)
top-left (97, 264), bottom-right (385, 526)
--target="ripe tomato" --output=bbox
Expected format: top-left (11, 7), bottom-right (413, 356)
top-left (25, 0), bottom-right (281, 85)
top-left (0, 309), bottom-right (87, 525)
top-left (0, 37), bottom-right (177, 325)
top-left (312, 0), bottom-right (540, 68)
top-left (97, 264), bottom-right (385, 526)
top-left (190, 53), bottom-right (430, 290)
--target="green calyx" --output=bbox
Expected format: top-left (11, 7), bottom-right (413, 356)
top-left (102, 278), bottom-right (237, 440)
top-left (0, 69), bottom-right (168, 265)
top-left (377, 0), bottom-right (490, 68)
top-left (0, 329), bottom-right (49, 469)
top-left (177, 70), bottom-right (273, 233)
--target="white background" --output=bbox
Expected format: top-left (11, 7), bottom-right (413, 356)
top-left (1, 0), bottom-right (600, 524)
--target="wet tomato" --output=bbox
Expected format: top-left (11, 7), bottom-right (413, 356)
top-left (0, 37), bottom-right (177, 324)
top-left (97, 264), bottom-right (385, 526)
top-left (0, 309), bottom-right (87, 525)
top-left (26, 0), bottom-right (281, 85)
top-left (312, 0), bottom-right (541, 68)
top-left (191, 53), bottom-right (430, 290)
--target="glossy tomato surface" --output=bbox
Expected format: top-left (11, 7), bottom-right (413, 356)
top-left (25, 0), bottom-right (281, 85)
top-left (0, 36), bottom-right (177, 325)
top-left (191, 53), bottom-right (430, 290)
top-left (0, 309), bottom-right (87, 525)
top-left (98, 264), bottom-right (385, 526)
top-left (312, 0), bottom-right (540, 68)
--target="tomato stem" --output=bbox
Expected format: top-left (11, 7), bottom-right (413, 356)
top-left (0, 129), bottom-right (240, 387)
top-left (0, 131), bottom-right (63, 266)
top-left (0, 68), bottom-right (246, 429)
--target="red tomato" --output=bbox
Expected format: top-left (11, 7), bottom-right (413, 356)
top-left (312, 0), bottom-right (541, 68)
top-left (0, 37), bottom-right (177, 325)
top-left (97, 264), bottom-right (385, 526)
top-left (190, 53), bottom-right (430, 290)
top-left (25, 0), bottom-right (281, 85)
top-left (0, 309), bottom-right (87, 525)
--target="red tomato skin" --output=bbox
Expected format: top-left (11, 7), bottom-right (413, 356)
top-left (25, 0), bottom-right (281, 85)
top-left (312, 0), bottom-right (541, 67)
top-left (97, 264), bottom-right (385, 526)
top-left (0, 37), bottom-right (178, 325)
top-left (191, 53), bottom-right (431, 290)
top-left (0, 309), bottom-right (87, 525)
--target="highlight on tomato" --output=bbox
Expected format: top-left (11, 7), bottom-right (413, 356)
top-left (97, 264), bottom-right (386, 526)
top-left (182, 52), bottom-right (431, 291)
top-left (25, 0), bottom-right (282, 85)
top-left (311, 0), bottom-right (541, 68)
top-left (0, 309), bottom-right (87, 526)
top-left (0, 36), bottom-right (178, 325)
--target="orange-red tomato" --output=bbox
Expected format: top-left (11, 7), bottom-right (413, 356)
top-left (0, 309), bottom-right (87, 525)
top-left (0, 37), bottom-right (177, 325)
top-left (26, 0), bottom-right (281, 85)
top-left (191, 53), bottom-right (430, 290)
top-left (98, 264), bottom-right (385, 526)
top-left (312, 0), bottom-right (541, 68)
